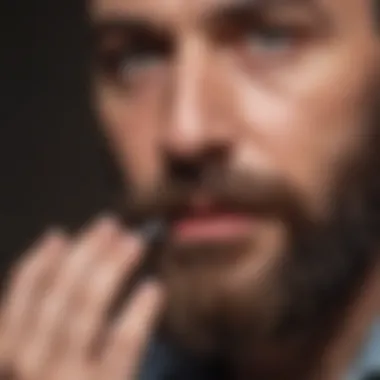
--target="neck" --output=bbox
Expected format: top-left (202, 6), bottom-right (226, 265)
top-left (232, 258), bottom-right (380, 380)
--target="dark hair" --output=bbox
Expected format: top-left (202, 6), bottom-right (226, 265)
top-left (373, 0), bottom-right (380, 29)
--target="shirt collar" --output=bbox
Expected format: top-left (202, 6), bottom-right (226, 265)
top-left (140, 319), bottom-right (380, 380)
top-left (346, 318), bottom-right (380, 380)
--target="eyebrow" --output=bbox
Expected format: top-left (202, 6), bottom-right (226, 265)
top-left (203, 0), bottom-right (329, 24)
top-left (90, 0), bottom-right (329, 38)
top-left (90, 16), bottom-right (173, 58)
top-left (91, 18), bottom-right (169, 40)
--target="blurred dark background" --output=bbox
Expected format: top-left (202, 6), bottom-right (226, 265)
top-left (0, 0), bottom-right (117, 278)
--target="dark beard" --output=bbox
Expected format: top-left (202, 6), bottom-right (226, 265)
top-left (276, 196), bottom-right (376, 340)
top-left (157, 95), bottom-right (380, 357)
top-left (103, 80), bottom-right (380, 358)
top-left (273, 97), bottom-right (380, 342)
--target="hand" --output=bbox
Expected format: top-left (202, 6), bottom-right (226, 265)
top-left (0, 216), bottom-right (164, 380)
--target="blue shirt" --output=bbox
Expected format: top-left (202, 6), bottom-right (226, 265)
top-left (347, 320), bottom-right (380, 380)
top-left (140, 319), bottom-right (380, 380)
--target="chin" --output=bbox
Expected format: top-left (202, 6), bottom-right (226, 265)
top-left (158, 244), bottom-right (286, 355)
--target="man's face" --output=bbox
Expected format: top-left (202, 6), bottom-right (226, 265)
top-left (91, 0), bottom-right (379, 352)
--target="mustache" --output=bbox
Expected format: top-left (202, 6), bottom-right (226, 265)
top-left (121, 168), bottom-right (309, 228)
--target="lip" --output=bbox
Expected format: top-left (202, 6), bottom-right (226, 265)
top-left (169, 213), bottom-right (255, 245)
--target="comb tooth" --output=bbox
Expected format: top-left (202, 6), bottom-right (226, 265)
top-left (139, 219), bottom-right (167, 245)
top-left (130, 219), bottom-right (167, 280)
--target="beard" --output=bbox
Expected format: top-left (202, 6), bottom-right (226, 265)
top-left (157, 184), bottom-right (379, 357)
top-left (106, 85), bottom-right (380, 358)
top-left (126, 144), bottom-right (378, 362)
top-left (278, 83), bottom-right (380, 339)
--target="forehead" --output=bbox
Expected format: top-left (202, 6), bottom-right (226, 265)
top-left (90, 0), bottom-right (344, 25)
top-left (90, 0), bottom-right (373, 49)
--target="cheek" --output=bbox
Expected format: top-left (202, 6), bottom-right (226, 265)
top-left (95, 85), bottom-right (163, 192)
top-left (230, 53), bottom-right (371, 219)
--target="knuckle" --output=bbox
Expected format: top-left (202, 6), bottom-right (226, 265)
top-left (82, 265), bottom-right (121, 311)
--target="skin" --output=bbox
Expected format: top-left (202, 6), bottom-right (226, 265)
top-left (92, 0), bottom-right (378, 221)
top-left (0, 0), bottom-right (379, 379)
top-left (0, 217), bottom-right (165, 380)
top-left (91, 0), bottom-right (380, 353)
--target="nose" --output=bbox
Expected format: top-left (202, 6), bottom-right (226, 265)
top-left (161, 36), bottom-right (234, 171)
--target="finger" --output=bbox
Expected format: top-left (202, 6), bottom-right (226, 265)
top-left (102, 281), bottom-right (165, 380)
top-left (0, 229), bottom-right (67, 363)
top-left (18, 215), bottom-right (121, 380)
top-left (65, 234), bottom-right (144, 358)
top-left (49, 215), bottom-right (122, 305)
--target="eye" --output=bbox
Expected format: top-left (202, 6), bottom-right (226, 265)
top-left (118, 52), bottom-right (164, 81)
top-left (95, 31), bottom-right (173, 86)
top-left (245, 26), bottom-right (297, 53)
